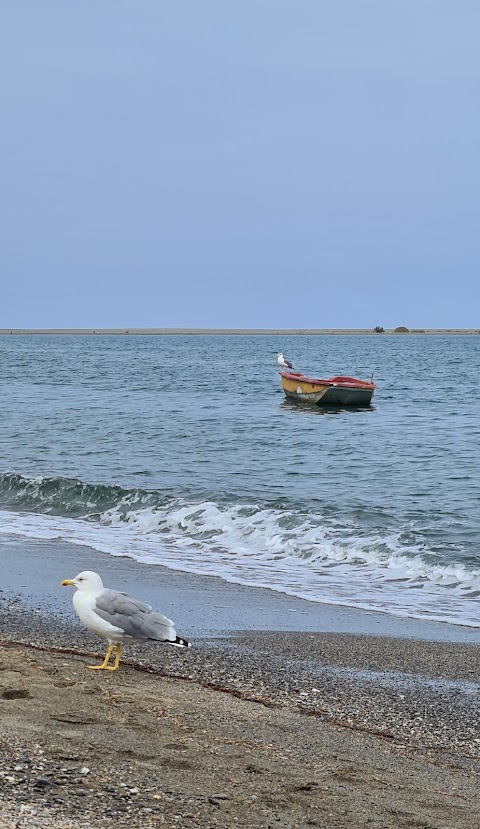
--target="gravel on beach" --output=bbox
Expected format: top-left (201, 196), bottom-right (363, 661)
top-left (1, 598), bottom-right (480, 828)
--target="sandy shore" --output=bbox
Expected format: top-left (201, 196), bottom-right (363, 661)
top-left (1, 541), bottom-right (480, 828)
top-left (1, 328), bottom-right (479, 335)
top-left (1, 622), bottom-right (480, 829)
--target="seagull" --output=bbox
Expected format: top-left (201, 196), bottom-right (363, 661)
top-left (277, 352), bottom-right (295, 370)
top-left (61, 570), bottom-right (190, 672)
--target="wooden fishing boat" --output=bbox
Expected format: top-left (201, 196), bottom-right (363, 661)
top-left (280, 371), bottom-right (376, 407)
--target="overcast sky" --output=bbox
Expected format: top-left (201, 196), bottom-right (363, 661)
top-left (1, 1), bottom-right (479, 328)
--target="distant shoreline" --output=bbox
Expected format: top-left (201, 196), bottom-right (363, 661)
top-left (1, 328), bottom-right (479, 336)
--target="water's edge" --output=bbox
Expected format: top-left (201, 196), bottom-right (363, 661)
top-left (1, 536), bottom-right (479, 643)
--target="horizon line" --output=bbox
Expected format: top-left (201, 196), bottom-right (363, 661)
top-left (1, 328), bottom-right (479, 336)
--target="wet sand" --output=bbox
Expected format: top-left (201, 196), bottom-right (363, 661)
top-left (2, 536), bottom-right (480, 642)
top-left (1, 539), bottom-right (480, 827)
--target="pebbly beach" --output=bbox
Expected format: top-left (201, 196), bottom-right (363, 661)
top-left (1, 539), bottom-right (480, 828)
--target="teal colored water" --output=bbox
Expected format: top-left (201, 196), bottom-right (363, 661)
top-left (0, 334), bottom-right (479, 626)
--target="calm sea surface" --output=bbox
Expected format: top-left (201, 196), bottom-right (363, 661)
top-left (1, 334), bottom-right (479, 626)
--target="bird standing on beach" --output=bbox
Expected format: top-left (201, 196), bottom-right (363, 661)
top-left (61, 571), bottom-right (190, 672)
top-left (277, 352), bottom-right (295, 370)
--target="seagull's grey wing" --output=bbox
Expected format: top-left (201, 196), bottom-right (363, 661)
top-left (285, 359), bottom-right (294, 368)
top-left (94, 589), bottom-right (176, 642)
top-left (116, 590), bottom-right (152, 610)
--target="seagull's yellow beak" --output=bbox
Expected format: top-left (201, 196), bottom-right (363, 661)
top-left (61, 579), bottom-right (75, 587)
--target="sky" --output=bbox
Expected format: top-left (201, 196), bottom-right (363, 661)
top-left (1, 1), bottom-right (479, 329)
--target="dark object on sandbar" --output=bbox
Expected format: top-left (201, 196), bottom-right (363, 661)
top-left (279, 371), bottom-right (376, 407)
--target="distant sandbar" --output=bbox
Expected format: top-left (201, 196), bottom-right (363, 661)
top-left (0, 328), bottom-right (478, 336)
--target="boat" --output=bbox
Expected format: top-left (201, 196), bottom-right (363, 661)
top-left (280, 371), bottom-right (376, 407)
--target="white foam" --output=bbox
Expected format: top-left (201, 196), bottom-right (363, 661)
top-left (1, 500), bottom-right (480, 627)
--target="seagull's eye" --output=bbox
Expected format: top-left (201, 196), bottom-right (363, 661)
top-left (78, 577), bottom-right (84, 582)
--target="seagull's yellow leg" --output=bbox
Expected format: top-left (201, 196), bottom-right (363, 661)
top-left (87, 643), bottom-right (114, 670)
top-left (104, 643), bottom-right (121, 672)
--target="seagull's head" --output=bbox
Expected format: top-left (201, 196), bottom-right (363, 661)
top-left (277, 352), bottom-right (283, 359)
top-left (61, 570), bottom-right (104, 592)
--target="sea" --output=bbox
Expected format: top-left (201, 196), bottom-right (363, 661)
top-left (1, 334), bottom-right (479, 628)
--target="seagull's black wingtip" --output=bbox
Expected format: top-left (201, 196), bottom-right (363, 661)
top-left (172, 636), bottom-right (191, 648)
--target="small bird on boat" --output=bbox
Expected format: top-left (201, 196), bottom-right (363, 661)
top-left (61, 570), bottom-right (190, 672)
top-left (277, 352), bottom-right (295, 370)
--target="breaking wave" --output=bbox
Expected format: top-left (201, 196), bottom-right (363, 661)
top-left (1, 472), bottom-right (480, 626)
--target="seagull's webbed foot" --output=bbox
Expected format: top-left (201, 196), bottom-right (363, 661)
top-left (87, 643), bottom-right (114, 670)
